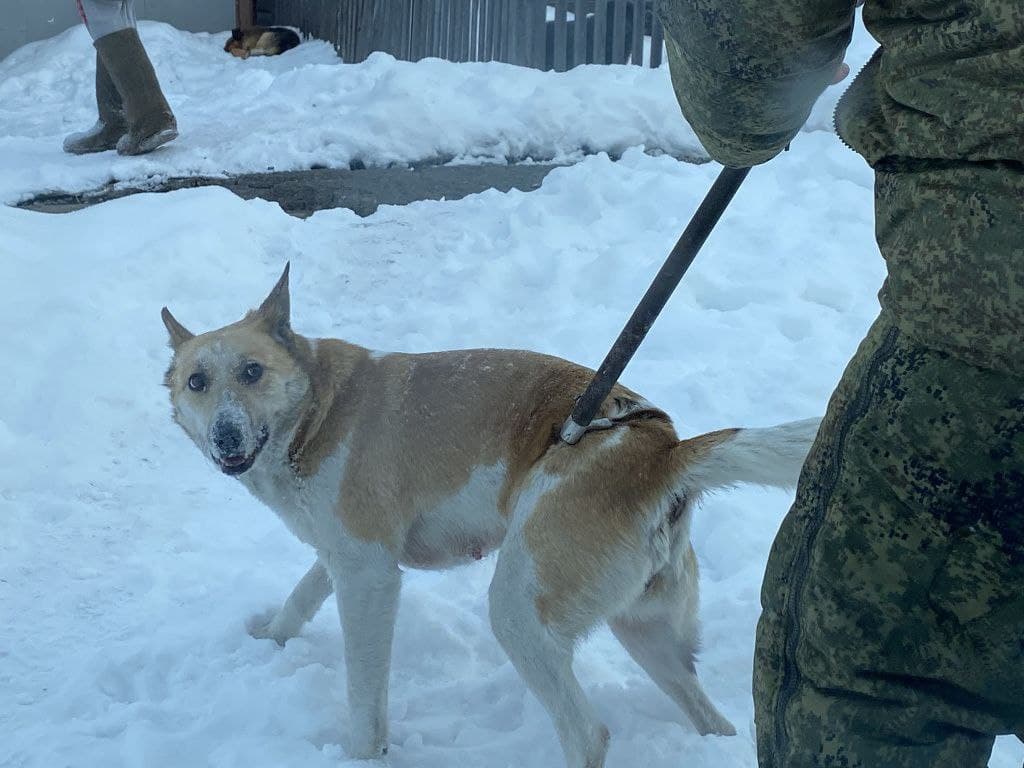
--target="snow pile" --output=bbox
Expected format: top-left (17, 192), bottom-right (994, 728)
top-left (0, 18), bottom-right (876, 205)
top-left (3, 137), bottom-right (1022, 767)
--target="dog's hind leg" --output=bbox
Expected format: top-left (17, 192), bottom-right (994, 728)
top-left (489, 533), bottom-right (610, 768)
top-left (248, 558), bottom-right (334, 645)
top-left (608, 544), bottom-right (735, 737)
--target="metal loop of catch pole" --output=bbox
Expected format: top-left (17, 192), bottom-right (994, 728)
top-left (560, 165), bottom-right (752, 445)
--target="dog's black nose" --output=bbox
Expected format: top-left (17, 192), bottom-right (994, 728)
top-left (213, 422), bottom-right (244, 456)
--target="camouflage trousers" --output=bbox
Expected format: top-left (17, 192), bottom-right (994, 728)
top-left (754, 315), bottom-right (1024, 767)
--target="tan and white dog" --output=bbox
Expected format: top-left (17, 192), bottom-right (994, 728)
top-left (161, 265), bottom-right (819, 768)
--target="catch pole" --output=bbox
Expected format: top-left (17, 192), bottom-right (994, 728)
top-left (560, 166), bottom-right (751, 445)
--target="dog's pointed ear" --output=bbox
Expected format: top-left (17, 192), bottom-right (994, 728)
top-left (254, 263), bottom-right (292, 343)
top-left (161, 307), bottom-right (194, 350)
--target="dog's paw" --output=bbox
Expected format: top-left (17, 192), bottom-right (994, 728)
top-left (347, 719), bottom-right (389, 761)
top-left (246, 609), bottom-right (292, 646)
top-left (701, 714), bottom-right (737, 737)
top-left (347, 741), bottom-right (388, 761)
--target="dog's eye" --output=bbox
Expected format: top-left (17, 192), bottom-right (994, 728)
top-left (187, 372), bottom-right (207, 392)
top-left (240, 362), bottom-right (263, 384)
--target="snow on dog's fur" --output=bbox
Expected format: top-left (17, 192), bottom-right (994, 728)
top-left (162, 265), bottom-right (820, 768)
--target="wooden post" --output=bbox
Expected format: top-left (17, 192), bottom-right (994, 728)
top-left (235, 0), bottom-right (256, 29)
top-left (483, 0), bottom-right (494, 61)
top-left (611, 0), bottom-right (626, 63)
top-left (554, 0), bottom-right (568, 71)
top-left (572, 0), bottom-right (586, 67)
top-left (592, 0), bottom-right (607, 64)
top-left (469, 0), bottom-right (480, 60)
top-left (630, 0), bottom-right (643, 65)
top-left (650, 0), bottom-right (664, 68)
top-left (530, 0), bottom-right (547, 69)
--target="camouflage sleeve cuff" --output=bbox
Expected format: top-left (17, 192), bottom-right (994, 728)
top-left (665, 34), bottom-right (845, 167)
top-left (659, 0), bottom-right (855, 167)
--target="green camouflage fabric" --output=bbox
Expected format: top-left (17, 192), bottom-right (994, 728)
top-left (755, 317), bottom-right (1024, 767)
top-left (658, 0), bottom-right (1024, 169)
top-left (835, 2), bottom-right (1024, 168)
top-left (874, 162), bottom-right (1024, 378)
top-left (659, 0), bottom-right (1024, 376)
top-left (659, 0), bottom-right (855, 167)
top-left (659, 3), bottom-right (1024, 761)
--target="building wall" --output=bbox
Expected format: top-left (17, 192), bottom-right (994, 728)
top-left (1, 0), bottom-right (235, 61)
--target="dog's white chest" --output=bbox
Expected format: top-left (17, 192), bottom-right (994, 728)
top-left (241, 446), bottom-right (508, 568)
top-left (241, 444), bottom-right (349, 549)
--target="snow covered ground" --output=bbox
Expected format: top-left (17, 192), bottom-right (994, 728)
top-left (2, 19), bottom-right (867, 206)
top-left (3, 17), bottom-right (1022, 768)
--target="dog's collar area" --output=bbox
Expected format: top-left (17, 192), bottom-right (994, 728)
top-left (562, 396), bottom-right (668, 445)
top-left (561, 403), bottom-right (667, 445)
top-left (560, 417), bottom-right (614, 444)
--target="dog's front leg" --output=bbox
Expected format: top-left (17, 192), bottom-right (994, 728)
top-left (324, 545), bottom-right (401, 759)
top-left (249, 559), bottom-right (334, 645)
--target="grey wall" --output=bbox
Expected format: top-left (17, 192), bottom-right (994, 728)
top-left (0, 1), bottom-right (236, 61)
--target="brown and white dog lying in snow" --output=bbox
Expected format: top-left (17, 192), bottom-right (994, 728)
top-left (224, 26), bottom-right (300, 59)
top-left (161, 265), bottom-right (819, 768)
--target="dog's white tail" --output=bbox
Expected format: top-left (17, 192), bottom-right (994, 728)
top-left (677, 417), bottom-right (822, 493)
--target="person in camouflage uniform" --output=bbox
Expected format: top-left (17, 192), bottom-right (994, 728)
top-left (659, 0), bottom-right (1023, 765)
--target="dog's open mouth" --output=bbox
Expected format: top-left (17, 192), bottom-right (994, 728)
top-left (214, 427), bottom-right (269, 476)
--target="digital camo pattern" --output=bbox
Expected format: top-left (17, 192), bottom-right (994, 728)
top-left (754, 317), bottom-right (1024, 767)
top-left (658, 0), bottom-right (1024, 169)
top-left (659, 0), bottom-right (1023, 375)
top-left (659, 0), bottom-right (854, 168)
top-left (835, 0), bottom-right (1024, 168)
top-left (659, 0), bottom-right (1019, 372)
top-left (875, 161), bottom-right (1024, 377)
top-left (658, 0), bottom-right (1024, 763)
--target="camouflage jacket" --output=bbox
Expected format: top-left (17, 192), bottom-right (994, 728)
top-left (660, 0), bottom-right (1024, 375)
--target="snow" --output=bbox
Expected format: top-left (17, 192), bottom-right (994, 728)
top-left (2, 17), bottom-right (1022, 768)
top-left (0, 18), bottom-right (878, 206)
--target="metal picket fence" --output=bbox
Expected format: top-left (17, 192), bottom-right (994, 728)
top-left (251, 0), bottom-right (665, 69)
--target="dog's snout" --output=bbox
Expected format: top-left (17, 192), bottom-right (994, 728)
top-left (207, 409), bottom-right (266, 476)
top-left (212, 421), bottom-right (245, 456)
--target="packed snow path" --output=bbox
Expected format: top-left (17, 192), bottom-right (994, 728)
top-left (5, 18), bottom-right (858, 206)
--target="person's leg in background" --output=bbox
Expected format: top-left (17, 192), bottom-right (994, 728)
top-left (64, 0), bottom-right (177, 155)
